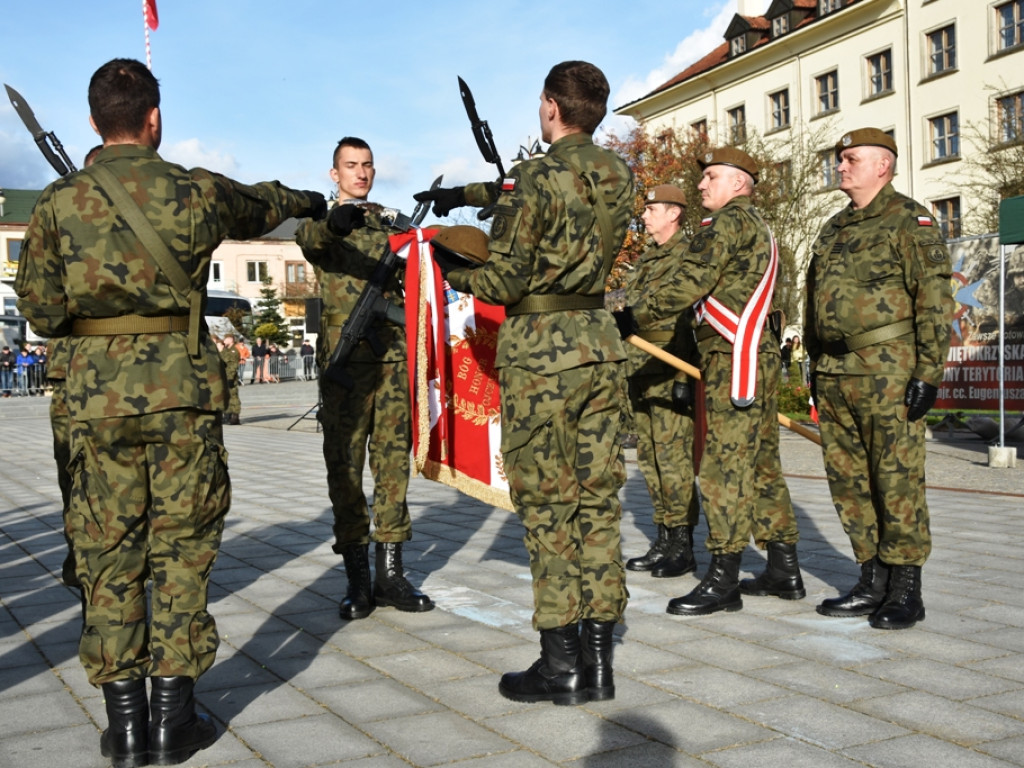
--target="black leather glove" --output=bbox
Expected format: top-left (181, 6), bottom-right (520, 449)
top-left (904, 377), bottom-right (938, 421)
top-left (301, 191), bottom-right (328, 221)
top-left (432, 246), bottom-right (468, 277)
top-left (672, 379), bottom-right (692, 410)
top-left (612, 307), bottom-right (639, 340)
top-left (413, 186), bottom-right (467, 218)
top-left (327, 203), bottom-right (366, 237)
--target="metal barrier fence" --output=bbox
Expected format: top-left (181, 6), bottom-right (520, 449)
top-left (239, 354), bottom-right (318, 384)
top-left (1, 362), bottom-right (49, 396)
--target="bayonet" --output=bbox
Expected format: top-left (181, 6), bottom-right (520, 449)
top-left (410, 174), bottom-right (443, 227)
top-left (458, 76), bottom-right (506, 181)
top-left (5, 84), bottom-right (77, 177)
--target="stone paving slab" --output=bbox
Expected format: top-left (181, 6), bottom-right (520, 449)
top-left (1, 382), bottom-right (1023, 767)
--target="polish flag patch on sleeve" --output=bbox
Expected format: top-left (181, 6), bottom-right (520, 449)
top-left (917, 215), bottom-right (933, 226)
top-left (700, 217), bottom-right (714, 227)
top-left (501, 178), bottom-right (517, 192)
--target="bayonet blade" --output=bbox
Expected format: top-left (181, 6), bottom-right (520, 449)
top-left (410, 174), bottom-right (443, 226)
top-left (5, 83), bottom-right (75, 176)
top-left (5, 84), bottom-right (46, 139)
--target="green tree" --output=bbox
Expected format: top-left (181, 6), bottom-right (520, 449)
top-left (253, 276), bottom-right (290, 345)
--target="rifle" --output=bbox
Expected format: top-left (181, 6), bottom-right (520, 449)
top-left (458, 76), bottom-right (505, 221)
top-left (322, 181), bottom-right (440, 388)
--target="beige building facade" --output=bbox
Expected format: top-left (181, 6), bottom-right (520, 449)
top-left (616, 0), bottom-right (1024, 239)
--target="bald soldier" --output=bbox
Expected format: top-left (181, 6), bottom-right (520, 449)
top-left (622, 147), bottom-right (803, 616)
top-left (806, 128), bottom-right (953, 630)
top-left (623, 184), bottom-right (701, 579)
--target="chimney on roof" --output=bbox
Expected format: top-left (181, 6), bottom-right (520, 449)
top-left (737, 0), bottom-right (763, 16)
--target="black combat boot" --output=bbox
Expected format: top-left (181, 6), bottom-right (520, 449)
top-left (374, 542), bottom-right (434, 612)
top-left (339, 543), bottom-right (374, 620)
top-left (739, 541), bottom-right (806, 599)
top-left (148, 676), bottom-right (217, 766)
top-left (626, 524), bottom-right (670, 571)
top-left (99, 678), bottom-right (148, 768)
top-left (666, 552), bottom-right (743, 616)
top-left (580, 619), bottom-right (616, 701)
top-left (499, 625), bottom-right (587, 705)
top-left (651, 525), bottom-right (697, 578)
top-left (816, 556), bottom-right (889, 617)
top-left (869, 565), bottom-right (925, 630)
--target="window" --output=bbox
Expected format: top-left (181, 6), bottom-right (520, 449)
top-left (772, 15), bottom-right (789, 37)
top-left (246, 261), bottom-right (268, 282)
top-left (3, 297), bottom-right (17, 315)
top-left (770, 89), bottom-right (791, 130)
top-left (997, 90), bottom-right (1024, 144)
top-left (927, 25), bottom-right (956, 75)
top-left (866, 50), bottom-right (892, 97)
top-left (929, 112), bottom-right (960, 161)
top-left (816, 70), bottom-right (839, 115)
top-left (691, 119), bottom-right (708, 139)
top-left (286, 262), bottom-right (307, 284)
top-left (997, 0), bottom-right (1024, 51)
top-left (932, 197), bottom-right (961, 239)
top-left (6, 238), bottom-right (22, 265)
top-left (819, 0), bottom-right (843, 15)
top-left (819, 150), bottom-right (839, 190)
top-left (730, 36), bottom-right (746, 56)
top-left (772, 161), bottom-right (793, 197)
top-left (727, 105), bottom-right (747, 144)
top-left (211, 261), bottom-right (223, 284)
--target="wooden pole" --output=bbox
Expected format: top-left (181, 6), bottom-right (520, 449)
top-left (627, 334), bottom-right (822, 447)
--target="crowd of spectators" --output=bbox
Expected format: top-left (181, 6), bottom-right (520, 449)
top-left (1, 343), bottom-right (49, 397)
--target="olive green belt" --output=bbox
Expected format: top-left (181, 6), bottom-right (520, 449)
top-left (72, 314), bottom-right (189, 335)
top-left (637, 330), bottom-right (675, 343)
top-left (323, 311), bottom-right (348, 328)
top-left (505, 294), bottom-right (605, 317)
top-left (819, 318), bottom-right (915, 356)
top-left (695, 325), bottom-right (719, 342)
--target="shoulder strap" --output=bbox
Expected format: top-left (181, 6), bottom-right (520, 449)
top-left (83, 164), bottom-right (202, 356)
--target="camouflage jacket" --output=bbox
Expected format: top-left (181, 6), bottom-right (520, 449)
top-left (632, 195), bottom-right (779, 357)
top-left (295, 209), bottom-right (405, 366)
top-left (219, 344), bottom-right (241, 381)
top-left (447, 132), bottom-right (634, 375)
top-left (804, 183), bottom-right (953, 385)
top-left (624, 228), bottom-right (698, 379)
top-left (15, 144), bottom-right (318, 420)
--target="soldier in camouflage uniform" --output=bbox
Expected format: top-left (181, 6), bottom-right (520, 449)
top-left (296, 137), bottom-right (433, 622)
top-left (15, 58), bottom-right (326, 768)
top-left (623, 184), bottom-right (701, 579)
top-left (219, 334), bottom-right (242, 425)
top-left (417, 61), bottom-right (633, 706)
top-left (805, 128), bottom-right (953, 631)
top-left (624, 147), bottom-right (803, 618)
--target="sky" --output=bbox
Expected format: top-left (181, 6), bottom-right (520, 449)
top-left (1, 0), bottom-right (767, 218)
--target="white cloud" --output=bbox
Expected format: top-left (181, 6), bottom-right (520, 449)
top-left (161, 138), bottom-right (238, 175)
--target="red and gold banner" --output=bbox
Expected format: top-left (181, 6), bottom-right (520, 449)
top-left (398, 230), bottom-right (512, 510)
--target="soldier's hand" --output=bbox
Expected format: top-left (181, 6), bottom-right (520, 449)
top-left (327, 204), bottom-right (367, 237)
top-left (612, 307), bottom-right (639, 340)
top-left (301, 191), bottom-right (329, 221)
top-left (413, 186), bottom-right (467, 218)
top-left (672, 379), bottom-right (692, 410)
top-left (904, 378), bottom-right (938, 421)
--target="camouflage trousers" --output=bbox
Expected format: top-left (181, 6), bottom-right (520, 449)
top-left (628, 373), bottom-right (699, 528)
top-left (49, 378), bottom-right (77, 587)
top-left (698, 349), bottom-right (797, 554)
top-left (319, 360), bottom-right (412, 550)
top-left (816, 373), bottom-right (931, 566)
top-left (67, 410), bottom-right (229, 686)
top-left (500, 362), bottom-right (629, 631)
top-left (224, 377), bottom-right (240, 417)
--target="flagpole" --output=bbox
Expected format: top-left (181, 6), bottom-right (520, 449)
top-left (142, 0), bottom-right (153, 69)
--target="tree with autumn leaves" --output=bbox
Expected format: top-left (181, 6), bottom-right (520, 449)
top-left (601, 120), bottom-right (843, 327)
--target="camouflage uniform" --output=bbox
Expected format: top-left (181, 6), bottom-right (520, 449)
top-left (805, 182), bottom-right (953, 566)
top-left (46, 336), bottom-right (78, 587)
top-left (624, 228), bottom-right (700, 530)
top-left (295, 210), bottom-right (412, 548)
top-left (219, 343), bottom-right (241, 420)
top-left (447, 132), bottom-right (634, 630)
top-left (633, 195), bottom-right (797, 555)
top-left (15, 143), bottom-right (318, 685)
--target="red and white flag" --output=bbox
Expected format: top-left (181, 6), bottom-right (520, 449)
top-left (399, 229), bottom-right (512, 511)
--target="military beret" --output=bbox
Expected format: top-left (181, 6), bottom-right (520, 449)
top-left (697, 147), bottom-right (759, 183)
top-left (431, 225), bottom-right (491, 265)
top-left (644, 184), bottom-right (687, 207)
top-left (835, 127), bottom-right (897, 157)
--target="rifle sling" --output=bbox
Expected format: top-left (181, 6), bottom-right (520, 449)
top-left (83, 164), bottom-right (202, 357)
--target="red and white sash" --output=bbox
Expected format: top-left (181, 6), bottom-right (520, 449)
top-left (693, 216), bottom-right (779, 407)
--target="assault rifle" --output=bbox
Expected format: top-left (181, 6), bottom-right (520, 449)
top-left (322, 180), bottom-right (441, 388)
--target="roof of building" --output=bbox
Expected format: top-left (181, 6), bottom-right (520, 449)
top-left (0, 189), bottom-right (42, 226)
